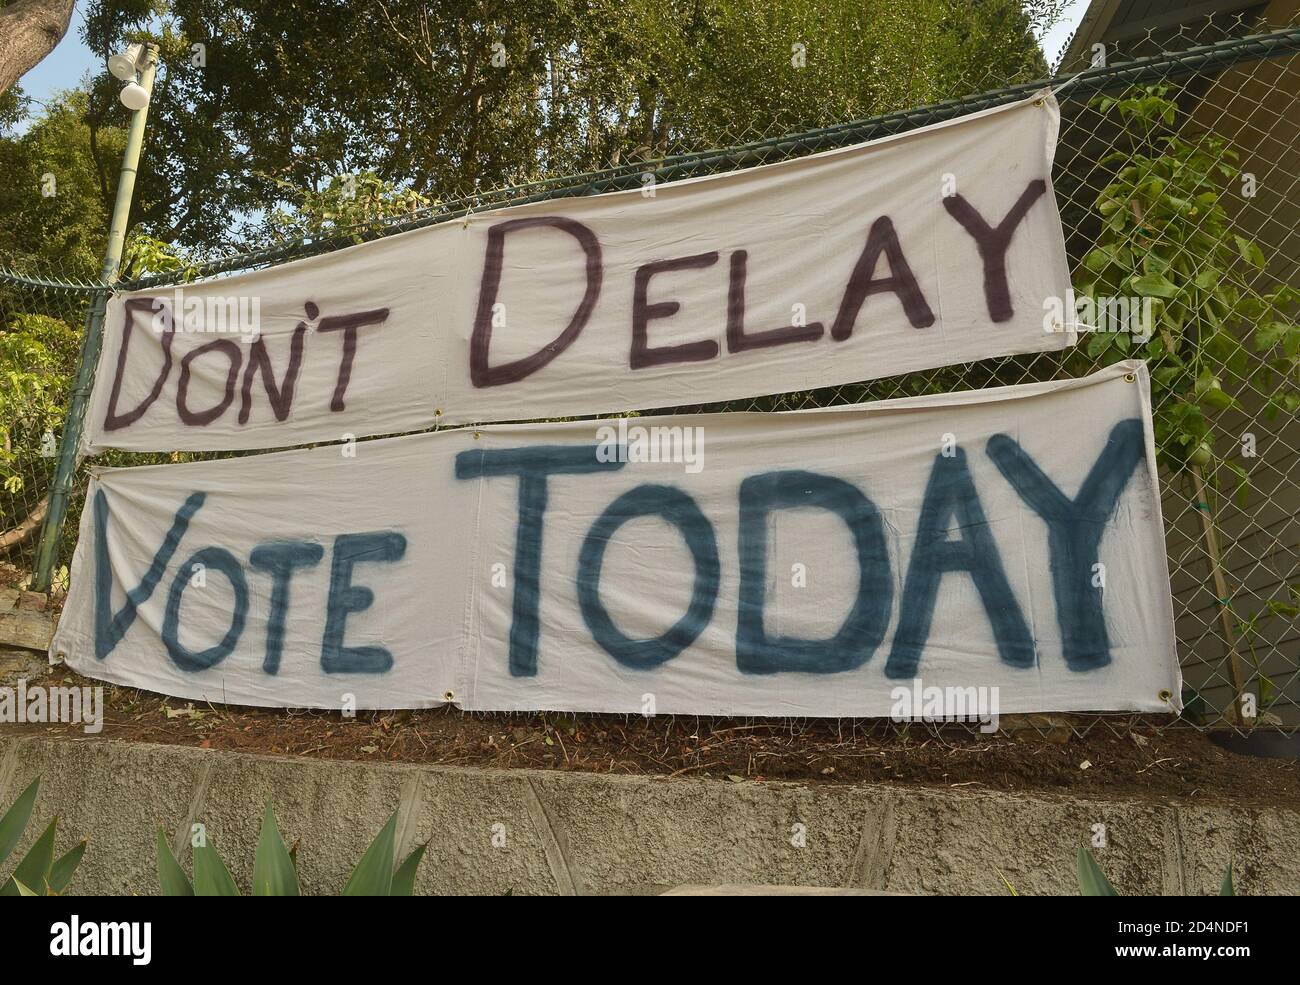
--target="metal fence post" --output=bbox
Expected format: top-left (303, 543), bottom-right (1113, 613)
top-left (31, 44), bottom-right (159, 593)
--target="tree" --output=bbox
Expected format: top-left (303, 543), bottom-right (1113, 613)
top-left (0, 0), bottom-right (77, 97)
top-left (79, 0), bottom-right (1060, 251)
top-left (0, 88), bottom-right (124, 277)
top-left (0, 87), bottom-right (123, 558)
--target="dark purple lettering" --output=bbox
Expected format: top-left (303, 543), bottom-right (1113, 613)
top-left (239, 325), bottom-right (306, 424)
top-left (942, 179), bottom-right (1047, 322)
top-left (103, 297), bottom-right (175, 431)
top-left (316, 308), bottom-right (390, 412)
top-left (726, 250), bottom-right (824, 352)
top-left (830, 216), bottom-right (935, 340)
top-left (470, 217), bottom-right (602, 387)
top-left (631, 251), bottom-right (720, 369)
top-left (177, 339), bottom-right (241, 426)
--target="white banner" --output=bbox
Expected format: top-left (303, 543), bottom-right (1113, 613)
top-left (55, 361), bottom-right (1179, 717)
top-left (85, 92), bottom-right (1074, 453)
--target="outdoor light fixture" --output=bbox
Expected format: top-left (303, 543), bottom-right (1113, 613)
top-left (119, 81), bottom-right (150, 111)
top-left (111, 42), bottom-right (156, 110)
top-left (108, 42), bottom-right (146, 81)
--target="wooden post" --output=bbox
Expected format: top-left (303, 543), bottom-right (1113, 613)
top-left (1189, 465), bottom-right (1249, 726)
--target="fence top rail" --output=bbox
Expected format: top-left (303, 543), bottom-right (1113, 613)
top-left (0, 263), bottom-right (107, 295)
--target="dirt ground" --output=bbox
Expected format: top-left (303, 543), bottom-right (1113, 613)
top-left (2, 649), bottom-right (1297, 810)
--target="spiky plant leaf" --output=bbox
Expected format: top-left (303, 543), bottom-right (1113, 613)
top-left (156, 829), bottom-right (194, 897)
top-left (390, 842), bottom-right (428, 897)
top-left (342, 812), bottom-right (397, 896)
top-left (2, 817), bottom-right (58, 896)
top-left (47, 840), bottom-right (87, 894)
top-left (0, 778), bottom-right (39, 868)
top-left (1077, 846), bottom-right (1119, 896)
top-left (193, 841), bottom-right (240, 896)
top-left (252, 804), bottom-right (299, 896)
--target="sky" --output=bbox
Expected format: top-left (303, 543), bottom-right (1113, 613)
top-left (16, 4), bottom-right (101, 118)
top-left (19, 2), bottom-right (1093, 114)
top-left (1041, 0), bottom-right (1094, 70)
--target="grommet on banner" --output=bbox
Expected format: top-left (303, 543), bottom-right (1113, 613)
top-left (1124, 373), bottom-right (1135, 382)
top-left (1158, 689), bottom-right (1173, 703)
top-left (443, 690), bottom-right (456, 703)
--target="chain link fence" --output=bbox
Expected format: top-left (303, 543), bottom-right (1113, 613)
top-left (2, 12), bottom-right (1296, 733)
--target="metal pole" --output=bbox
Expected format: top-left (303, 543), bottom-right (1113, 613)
top-left (32, 44), bottom-right (159, 593)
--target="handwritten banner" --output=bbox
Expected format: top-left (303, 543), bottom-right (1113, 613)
top-left (84, 92), bottom-right (1074, 453)
top-left (55, 361), bottom-right (1179, 715)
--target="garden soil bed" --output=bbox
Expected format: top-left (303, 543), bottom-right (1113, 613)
top-left (2, 649), bottom-right (1297, 810)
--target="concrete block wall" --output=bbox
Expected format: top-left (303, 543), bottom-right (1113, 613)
top-left (1, 736), bottom-right (1296, 895)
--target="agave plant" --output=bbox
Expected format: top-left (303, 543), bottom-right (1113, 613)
top-left (1078, 846), bottom-right (1234, 896)
top-left (157, 804), bottom-right (427, 896)
top-left (0, 778), bottom-right (87, 896)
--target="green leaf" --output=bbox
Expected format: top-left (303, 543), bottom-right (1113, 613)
top-left (1220, 863), bottom-right (1234, 896)
top-left (192, 841), bottom-right (240, 896)
top-left (1084, 248), bottom-right (1111, 272)
top-left (47, 840), bottom-right (87, 895)
top-left (0, 777), bottom-right (38, 869)
top-left (1085, 331), bottom-right (1113, 358)
top-left (252, 804), bottom-right (300, 896)
top-left (2, 817), bottom-right (58, 896)
top-left (1260, 675), bottom-right (1277, 705)
top-left (11, 878), bottom-right (38, 896)
top-left (390, 842), bottom-right (428, 897)
top-left (1233, 235), bottom-right (1265, 268)
top-left (1193, 269), bottom-right (1218, 291)
top-left (1266, 598), bottom-right (1300, 618)
top-left (1199, 387), bottom-right (1235, 411)
top-left (343, 812), bottom-right (397, 896)
top-left (1254, 321), bottom-right (1288, 352)
top-left (1077, 846), bottom-right (1119, 896)
top-left (156, 829), bottom-right (193, 897)
top-left (1129, 272), bottom-right (1179, 299)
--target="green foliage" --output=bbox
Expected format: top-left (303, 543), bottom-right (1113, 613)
top-left (252, 803), bottom-right (299, 895)
top-left (1073, 86), bottom-right (1299, 477)
top-left (1077, 846), bottom-right (1235, 896)
top-left (0, 312), bottom-right (77, 531)
top-left (0, 778), bottom-right (87, 896)
top-left (0, 233), bottom-right (187, 549)
top-left (154, 829), bottom-right (194, 896)
top-left (157, 803), bottom-right (427, 896)
top-left (80, 0), bottom-right (1057, 250)
top-left (1233, 582), bottom-right (1300, 716)
top-left (264, 172), bottom-right (432, 245)
top-left (0, 86), bottom-right (120, 550)
top-left (1075, 846), bottom-right (1118, 896)
top-left (120, 231), bottom-right (198, 281)
top-left (0, 89), bottom-right (123, 277)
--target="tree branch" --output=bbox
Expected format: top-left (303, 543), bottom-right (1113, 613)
top-left (0, 492), bottom-right (49, 554)
top-left (0, 0), bottom-right (77, 97)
